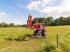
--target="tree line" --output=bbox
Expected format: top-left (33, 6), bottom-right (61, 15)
top-left (0, 22), bottom-right (25, 27)
top-left (0, 16), bottom-right (70, 27)
top-left (32, 16), bottom-right (70, 26)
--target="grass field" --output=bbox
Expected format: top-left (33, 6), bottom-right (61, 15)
top-left (0, 26), bottom-right (70, 52)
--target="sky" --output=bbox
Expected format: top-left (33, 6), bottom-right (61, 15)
top-left (0, 0), bottom-right (70, 24)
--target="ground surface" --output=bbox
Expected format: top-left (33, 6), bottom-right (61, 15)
top-left (0, 26), bottom-right (70, 52)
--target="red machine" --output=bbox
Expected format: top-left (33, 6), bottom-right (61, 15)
top-left (27, 14), bottom-right (46, 37)
top-left (33, 23), bottom-right (41, 29)
top-left (27, 14), bottom-right (32, 28)
top-left (33, 23), bottom-right (46, 37)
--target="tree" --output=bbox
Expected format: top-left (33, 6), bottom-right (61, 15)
top-left (0, 23), bottom-right (2, 27)
top-left (67, 17), bottom-right (70, 25)
top-left (56, 16), bottom-right (65, 25)
top-left (9, 23), bottom-right (14, 27)
top-left (38, 18), bottom-right (45, 23)
top-left (1, 22), bottom-right (9, 27)
top-left (45, 16), bottom-right (53, 26)
top-left (32, 18), bottom-right (39, 24)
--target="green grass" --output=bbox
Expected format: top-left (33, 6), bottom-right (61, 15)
top-left (0, 26), bottom-right (70, 52)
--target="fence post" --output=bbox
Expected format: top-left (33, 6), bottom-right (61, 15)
top-left (57, 34), bottom-right (59, 48)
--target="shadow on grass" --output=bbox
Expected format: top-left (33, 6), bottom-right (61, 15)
top-left (4, 34), bottom-right (32, 41)
top-left (4, 37), bottom-right (13, 41)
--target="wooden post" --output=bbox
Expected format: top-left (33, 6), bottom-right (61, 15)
top-left (57, 34), bottom-right (59, 48)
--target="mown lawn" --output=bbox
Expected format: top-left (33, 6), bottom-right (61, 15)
top-left (0, 26), bottom-right (70, 52)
